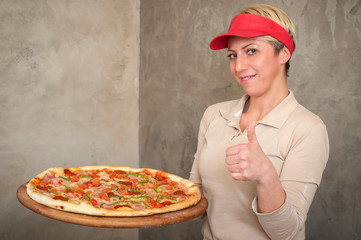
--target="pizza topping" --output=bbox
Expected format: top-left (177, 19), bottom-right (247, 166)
top-left (90, 198), bottom-right (98, 206)
top-left (28, 167), bottom-right (199, 214)
top-left (53, 195), bottom-right (68, 201)
top-left (126, 188), bottom-right (145, 195)
top-left (83, 193), bottom-right (91, 201)
top-left (47, 188), bottom-right (58, 194)
top-left (59, 176), bottom-right (70, 181)
top-left (64, 168), bottom-right (75, 176)
top-left (126, 172), bottom-right (149, 184)
top-left (91, 178), bottom-right (100, 187)
top-left (114, 204), bottom-right (131, 209)
top-left (79, 174), bottom-right (94, 179)
top-left (113, 170), bottom-right (127, 175)
top-left (118, 181), bottom-right (133, 188)
top-left (153, 182), bottom-right (162, 193)
top-left (40, 172), bottom-right (55, 184)
top-left (156, 194), bottom-right (175, 202)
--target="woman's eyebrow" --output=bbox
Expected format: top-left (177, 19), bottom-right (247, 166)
top-left (228, 43), bottom-right (256, 52)
top-left (242, 43), bottom-right (254, 49)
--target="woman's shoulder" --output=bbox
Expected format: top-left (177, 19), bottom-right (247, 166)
top-left (285, 103), bottom-right (328, 142)
top-left (291, 103), bottom-right (325, 127)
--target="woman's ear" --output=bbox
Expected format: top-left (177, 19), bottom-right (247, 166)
top-left (280, 47), bottom-right (291, 64)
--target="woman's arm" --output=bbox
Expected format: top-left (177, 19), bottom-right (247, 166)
top-left (253, 181), bottom-right (318, 239)
top-left (189, 106), bottom-right (215, 191)
top-left (226, 121), bottom-right (329, 239)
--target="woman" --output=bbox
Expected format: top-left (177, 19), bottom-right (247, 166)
top-left (189, 4), bottom-right (329, 240)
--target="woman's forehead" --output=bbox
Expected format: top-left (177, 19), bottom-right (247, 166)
top-left (227, 37), bottom-right (269, 49)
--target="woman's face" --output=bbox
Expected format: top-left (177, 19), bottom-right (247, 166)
top-left (227, 37), bottom-right (287, 97)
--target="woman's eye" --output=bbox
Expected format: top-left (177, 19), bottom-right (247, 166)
top-left (228, 53), bottom-right (237, 59)
top-left (247, 49), bottom-right (256, 55)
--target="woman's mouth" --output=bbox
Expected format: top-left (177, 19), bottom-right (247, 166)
top-left (240, 74), bottom-right (256, 81)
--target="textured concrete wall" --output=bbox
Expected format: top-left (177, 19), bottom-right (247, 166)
top-left (1, 0), bottom-right (139, 239)
top-left (140, 0), bottom-right (361, 239)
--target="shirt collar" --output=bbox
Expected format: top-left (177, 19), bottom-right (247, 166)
top-left (219, 94), bottom-right (248, 130)
top-left (219, 91), bottom-right (299, 129)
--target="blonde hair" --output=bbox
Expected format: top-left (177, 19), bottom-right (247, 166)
top-left (240, 4), bottom-right (296, 75)
top-left (240, 4), bottom-right (296, 48)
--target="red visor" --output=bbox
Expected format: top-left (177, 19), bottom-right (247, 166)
top-left (210, 14), bottom-right (294, 55)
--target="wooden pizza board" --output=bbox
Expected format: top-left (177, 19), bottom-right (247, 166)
top-left (17, 183), bottom-right (207, 228)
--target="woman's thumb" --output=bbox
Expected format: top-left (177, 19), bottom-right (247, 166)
top-left (247, 121), bottom-right (258, 143)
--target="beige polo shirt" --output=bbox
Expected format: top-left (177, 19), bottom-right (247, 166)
top-left (190, 91), bottom-right (329, 240)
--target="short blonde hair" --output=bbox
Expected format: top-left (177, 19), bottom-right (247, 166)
top-left (240, 4), bottom-right (296, 76)
top-left (240, 4), bottom-right (296, 49)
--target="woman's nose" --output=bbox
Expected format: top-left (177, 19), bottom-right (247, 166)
top-left (235, 56), bottom-right (247, 73)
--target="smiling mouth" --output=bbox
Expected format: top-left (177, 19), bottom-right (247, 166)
top-left (240, 74), bottom-right (256, 81)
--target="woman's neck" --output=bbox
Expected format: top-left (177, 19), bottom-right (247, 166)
top-left (248, 88), bottom-right (288, 118)
top-left (240, 86), bottom-right (289, 131)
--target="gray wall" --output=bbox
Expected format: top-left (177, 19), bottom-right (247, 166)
top-left (1, 0), bottom-right (360, 240)
top-left (139, 0), bottom-right (361, 240)
top-left (1, 0), bottom-right (139, 239)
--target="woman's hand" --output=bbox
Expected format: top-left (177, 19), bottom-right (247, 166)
top-left (226, 121), bottom-right (286, 213)
top-left (225, 121), bottom-right (273, 184)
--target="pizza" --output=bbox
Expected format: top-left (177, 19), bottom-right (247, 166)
top-left (26, 166), bottom-right (201, 217)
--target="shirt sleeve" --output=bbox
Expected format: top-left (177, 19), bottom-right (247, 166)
top-left (189, 108), bottom-right (214, 221)
top-left (280, 122), bottom-right (329, 185)
top-left (189, 109), bottom-right (208, 191)
top-left (189, 105), bottom-right (222, 191)
top-left (254, 122), bottom-right (329, 239)
top-left (253, 181), bottom-right (318, 239)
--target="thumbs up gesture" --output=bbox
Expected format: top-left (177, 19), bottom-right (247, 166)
top-left (225, 121), bottom-right (272, 182)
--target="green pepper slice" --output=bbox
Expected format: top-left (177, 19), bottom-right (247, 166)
top-left (79, 175), bottom-right (94, 179)
top-left (134, 195), bottom-right (153, 200)
top-left (126, 173), bottom-right (149, 184)
top-left (83, 193), bottom-right (91, 201)
top-left (109, 200), bottom-right (138, 206)
top-left (64, 185), bottom-right (73, 191)
top-left (126, 188), bottom-right (145, 194)
top-left (156, 195), bottom-right (175, 202)
top-left (59, 176), bottom-right (70, 181)
top-left (47, 188), bottom-right (58, 194)
top-left (153, 183), bottom-right (162, 193)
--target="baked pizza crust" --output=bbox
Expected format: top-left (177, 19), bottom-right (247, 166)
top-left (26, 166), bottom-right (201, 217)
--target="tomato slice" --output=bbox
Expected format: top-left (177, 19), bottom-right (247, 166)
top-left (92, 178), bottom-right (100, 187)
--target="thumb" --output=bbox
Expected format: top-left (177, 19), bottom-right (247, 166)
top-left (247, 121), bottom-right (258, 144)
